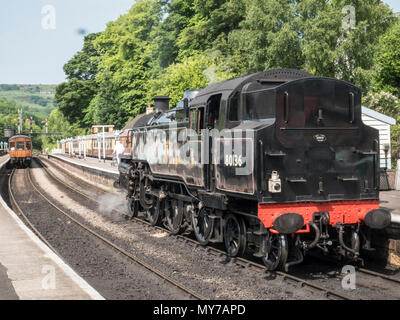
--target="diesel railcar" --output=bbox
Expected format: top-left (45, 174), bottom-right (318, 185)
top-left (117, 69), bottom-right (391, 271)
top-left (8, 135), bottom-right (32, 168)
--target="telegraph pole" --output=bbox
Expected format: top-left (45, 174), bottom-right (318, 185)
top-left (18, 109), bottom-right (22, 134)
top-left (30, 117), bottom-right (33, 136)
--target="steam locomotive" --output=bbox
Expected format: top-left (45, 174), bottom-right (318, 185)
top-left (117, 69), bottom-right (391, 271)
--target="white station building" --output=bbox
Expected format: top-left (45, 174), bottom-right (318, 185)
top-left (362, 106), bottom-right (397, 169)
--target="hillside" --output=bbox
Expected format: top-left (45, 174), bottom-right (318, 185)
top-left (0, 84), bottom-right (56, 118)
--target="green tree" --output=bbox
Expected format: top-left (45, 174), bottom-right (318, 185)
top-left (374, 19), bottom-right (400, 97)
top-left (90, 0), bottom-right (164, 127)
top-left (364, 91), bottom-right (400, 166)
top-left (150, 0), bottom-right (196, 74)
top-left (54, 78), bottom-right (97, 126)
top-left (176, 0), bottom-right (245, 59)
top-left (55, 33), bottom-right (100, 127)
top-left (63, 33), bottom-right (101, 81)
top-left (300, 0), bottom-right (394, 92)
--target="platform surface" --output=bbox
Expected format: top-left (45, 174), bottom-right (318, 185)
top-left (0, 156), bottom-right (103, 300)
top-left (381, 191), bottom-right (400, 214)
top-left (50, 152), bottom-right (118, 174)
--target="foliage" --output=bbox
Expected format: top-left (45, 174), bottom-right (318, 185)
top-left (374, 19), bottom-right (400, 97)
top-left (0, 99), bottom-right (51, 149)
top-left (363, 91), bottom-right (400, 166)
top-left (363, 91), bottom-right (400, 120)
top-left (54, 33), bottom-right (100, 127)
top-left (0, 84), bottom-right (56, 117)
top-left (85, 0), bottom-right (164, 127)
top-left (148, 54), bottom-right (233, 106)
top-left (52, 0), bottom-right (398, 140)
top-left (63, 33), bottom-right (101, 81)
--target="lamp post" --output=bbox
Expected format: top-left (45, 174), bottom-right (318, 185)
top-left (383, 143), bottom-right (390, 170)
top-left (71, 137), bottom-right (75, 155)
top-left (78, 136), bottom-right (82, 158)
top-left (102, 127), bottom-right (106, 163)
top-left (97, 133), bottom-right (101, 162)
top-left (83, 136), bottom-right (87, 160)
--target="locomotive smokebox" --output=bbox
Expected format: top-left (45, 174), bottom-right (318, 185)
top-left (153, 96), bottom-right (171, 113)
top-left (364, 209), bottom-right (391, 229)
top-left (273, 213), bottom-right (305, 234)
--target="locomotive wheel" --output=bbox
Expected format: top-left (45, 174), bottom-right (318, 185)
top-left (127, 199), bottom-right (140, 218)
top-left (262, 233), bottom-right (288, 271)
top-left (165, 199), bottom-right (184, 235)
top-left (192, 207), bottom-right (214, 246)
top-left (146, 197), bottom-right (163, 226)
top-left (224, 214), bottom-right (247, 257)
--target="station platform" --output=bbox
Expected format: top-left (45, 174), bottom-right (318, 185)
top-left (50, 152), bottom-right (118, 174)
top-left (381, 191), bottom-right (400, 224)
top-left (0, 156), bottom-right (104, 300)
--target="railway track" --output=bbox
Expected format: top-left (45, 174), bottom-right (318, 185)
top-left (8, 164), bottom-right (206, 300)
top-left (38, 156), bottom-right (363, 300)
top-left (8, 168), bottom-right (59, 254)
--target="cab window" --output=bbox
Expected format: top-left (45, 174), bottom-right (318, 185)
top-left (190, 109), bottom-right (197, 131)
top-left (196, 107), bottom-right (204, 134)
top-left (189, 107), bottom-right (204, 134)
top-left (26, 142), bottom-right (31, 150)
top-left (17, 142), bottom-right (25, 150)
top-left (228, 93), bottom-right (240, 122)
top-left (10, 142), bottom-right (15, 149)
top-left (243, 89), bottom-right (276, 120)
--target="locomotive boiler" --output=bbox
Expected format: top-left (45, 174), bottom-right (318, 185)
top-left (117, 69), bottom-right (391, 271)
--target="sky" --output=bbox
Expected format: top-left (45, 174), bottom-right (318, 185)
top-left (0, 0), bottom-right (134, 84)
top-left (0, 0), bottom-right (399, 85)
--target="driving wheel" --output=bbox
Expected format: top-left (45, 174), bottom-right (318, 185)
top-left (224, 214), bottom-right (247, 257)
top-left (192, 207), bottom-right (214, 246)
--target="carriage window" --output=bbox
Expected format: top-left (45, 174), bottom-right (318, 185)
top-left (17, 142), bottom-right (25, 150)
top-left (243, 89), bottom-right (276, 120)
top-left (26, 142), bottom-right (31, 150)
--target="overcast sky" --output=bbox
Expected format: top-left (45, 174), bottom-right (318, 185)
top-left (0, 0), bottom-right (399, 85)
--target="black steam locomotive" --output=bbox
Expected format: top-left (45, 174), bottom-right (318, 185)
top-left (117, 69), bottom-right (391, 271)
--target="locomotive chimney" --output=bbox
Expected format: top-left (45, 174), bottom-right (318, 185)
top-left (153, 96), bottom-right (170, 113)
